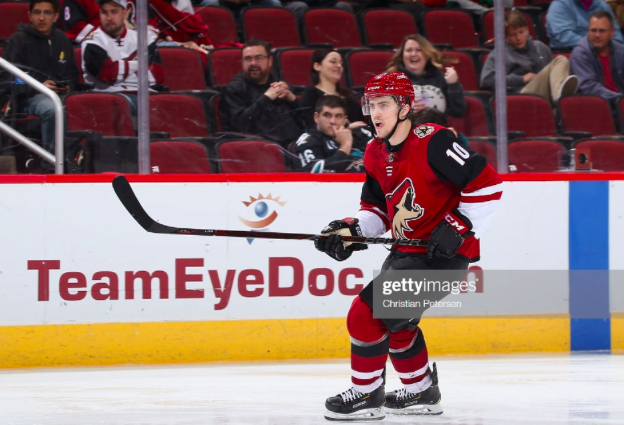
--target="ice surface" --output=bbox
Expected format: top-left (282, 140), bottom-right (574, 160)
top-left (0, 353), bottom-right (622, 425)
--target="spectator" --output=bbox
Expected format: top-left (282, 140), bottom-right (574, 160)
top-left (128, 0), bottom-right (214, 53)
top-left (570, 11), bottom-right (624, 103)
top-left (81, 0), bottom-right (165, 114)
top-left (59, 0), bottom-right (101, 44)
top-left (0, 0), bottom-right (79, 171)
top-left (300, 49), bottom-right (365, 130)
top-left (220, 39), bottom-right (304, 147)
top-left (386, 34), bottom-right (467, 118)
top-left (293, 95), bottom-right (372, 172)
top-left (124, 0), bottom-right (219, 69)
top-left (481, 10), bottom-right (579, 103)
top-left (546, 0), bottom-right (623, 49)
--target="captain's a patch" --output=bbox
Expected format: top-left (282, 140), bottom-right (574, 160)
top-left (414, 125), bottom-right (434, 138)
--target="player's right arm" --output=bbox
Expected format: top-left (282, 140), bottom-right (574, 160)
top-left (356, 172), bottom-right (390, 237)
top-left (314, 169), bottom-right (388, 262)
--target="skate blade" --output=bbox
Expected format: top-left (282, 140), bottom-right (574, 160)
top-left (384, 403), bottom-right (443, 416)
top-left (324, 407), bottom-right (385, 421)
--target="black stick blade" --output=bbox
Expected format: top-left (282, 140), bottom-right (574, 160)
top-left (112, 175), bottom-right (173, 233)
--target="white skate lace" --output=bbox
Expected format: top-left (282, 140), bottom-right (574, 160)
top-left (395, 388), bottom-right (416, 401)
top-left (340, 388), bottom-right (363, 403)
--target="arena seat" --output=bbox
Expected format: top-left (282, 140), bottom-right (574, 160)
top-left (274, 48), bottom-right (316, 91)
top-left (361, 9), bottom-right (418, 48)
top-left (216, 140), bottom-right (287, 173)
top-left (0, 3), bottom-right (30, 41)
top-left (558, 95), bottom-right (622, 139)
top-left (73, 47), bottom-right (84, 87)
top-left (448, 95), bottom-right (491, 137)
top-left (193, 6), bottom-right (239, 45)
top-left (345, 49), bottom-right (394, 90)
top-left (508, 139), bottom-right (566, 172)
top-left (423, 10), bottom-right (478, 49)
top-left (571, 138), bottom-right (624, 171)
top-left (149, 94), bottom-right (211, 138)
top-left (150, 140), bottom-right (214, 174)
top-left (207, 48), bottom-right (242, 88)
top-left (303, 9), bottom-right (362, 48)
top-left (493, 94), bottom-right (558, 138)
top-left (65, 93), bottom-right (134, 137)
top-left (468, 138), bottom-right (497, 170)
top-left (242, 7), bottom-right (301, 48)
top-left (158, 47), bottom-right (206, 91)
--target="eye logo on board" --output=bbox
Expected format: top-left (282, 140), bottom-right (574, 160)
top-left (237, 194), bottom-right (287, 243)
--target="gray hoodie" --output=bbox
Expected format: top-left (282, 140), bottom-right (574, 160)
top-left (480, 37), bottom-right (553, 93)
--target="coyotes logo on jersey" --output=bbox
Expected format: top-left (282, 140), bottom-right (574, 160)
top-left (385, 178), bottom-right (425, 239)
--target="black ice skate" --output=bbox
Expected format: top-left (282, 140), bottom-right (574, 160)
top-left (324, 385), bottom-right (385, 421)
top-left (384, 362), bottom-right (443, 415)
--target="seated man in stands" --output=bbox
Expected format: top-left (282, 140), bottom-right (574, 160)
top-left (220, 39), bottom-right (304, 148)
top-left (81, 0), bottom-right (164, 114)
top-left (0, 0), bottom-right (78, 172)
top-left (570, 11), bottom-right (624, 104)
top-left (481, 10), bottom-right (578, 103)
top-left (293, 95), bottom-right (372, 173)
top-left (546, 0), bottom-right (622, 49)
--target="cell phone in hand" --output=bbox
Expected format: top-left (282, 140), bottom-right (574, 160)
top-left (55, 81), bottom-right (69, 88)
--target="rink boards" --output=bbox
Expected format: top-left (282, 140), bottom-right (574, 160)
top-left (0, 174), bottom-right (622, 367)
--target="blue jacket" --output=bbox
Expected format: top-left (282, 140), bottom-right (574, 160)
top-left (546, 0), bottom-right (623, 48)
top-left (570, 36), bottom-right (624, 101)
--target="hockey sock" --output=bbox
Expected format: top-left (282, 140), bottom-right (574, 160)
top-left (347, 296), bottom-right (390, 393)
top-left (388, 327), bottom-right (432, 392)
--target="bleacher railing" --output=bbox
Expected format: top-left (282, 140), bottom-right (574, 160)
top-left (0, 57), bottom-right (64, 174)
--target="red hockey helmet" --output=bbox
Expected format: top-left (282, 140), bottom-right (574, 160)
top-left (361, 71), bottom-right (416, 115)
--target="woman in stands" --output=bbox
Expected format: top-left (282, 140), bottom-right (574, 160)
top-left (300, 49), bottom-right (366, 129)
top-left (386, 34), bottom-right (467, 119)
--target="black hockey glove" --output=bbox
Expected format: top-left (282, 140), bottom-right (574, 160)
top-left (314, 218), bottom-right (368, 262)
top-left (427, 210), bottom-right (472, 260)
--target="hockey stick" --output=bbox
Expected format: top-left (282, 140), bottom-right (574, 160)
top-left (111, 175), bottom-right (428, 246)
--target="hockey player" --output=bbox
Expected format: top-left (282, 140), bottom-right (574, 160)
top-left (315, 71), bottom-right (502, 421)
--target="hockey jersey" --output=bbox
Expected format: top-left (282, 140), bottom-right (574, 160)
top-left (293, 126), bottom-right (373, 172)
top-left (59, 0), bottom-right (101, 43)
top-left (81, 26), bottom-right (164, 92)
top-left (356, 124), bottom-right (502, 261)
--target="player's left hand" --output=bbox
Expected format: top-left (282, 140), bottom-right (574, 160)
top-left (427, 211), bottom-right (470, 260)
